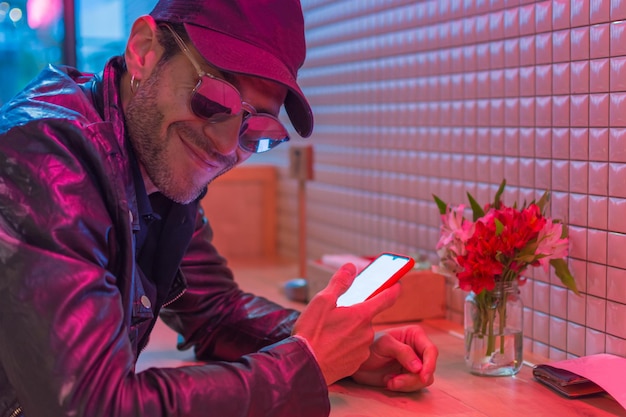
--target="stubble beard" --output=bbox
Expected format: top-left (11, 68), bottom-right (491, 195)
top-left (124, 67), bottom-right (207, 204)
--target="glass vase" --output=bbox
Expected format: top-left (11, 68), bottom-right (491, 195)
top-left (464, 281), bottom-right (523, 376)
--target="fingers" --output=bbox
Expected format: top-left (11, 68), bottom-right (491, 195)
top-left (369, 327), bottom-right (438, 392)
top-left (386, 372), bottom-right (431, 392)
top-left (417, 344), bottom-right (438, 384)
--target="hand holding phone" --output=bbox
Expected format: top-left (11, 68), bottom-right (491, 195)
top-left (336, 253), bottom-right (415, 307)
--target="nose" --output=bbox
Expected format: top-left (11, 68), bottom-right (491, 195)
top-left (204, 116), bottom-right (242, 155)
top-left (202, 115), bottom-right (242, 155)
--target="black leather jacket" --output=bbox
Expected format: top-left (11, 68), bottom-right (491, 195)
top-left (0, 58), bottom-right (329, 417)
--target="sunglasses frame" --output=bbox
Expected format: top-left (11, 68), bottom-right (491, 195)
top-left (160, 23), bottom-right (290, 153)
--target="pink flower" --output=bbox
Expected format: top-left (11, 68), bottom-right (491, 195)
top-left (434, 205), bottom-right (475, 277)
top-left (535, 220), bottom-right (569, 271)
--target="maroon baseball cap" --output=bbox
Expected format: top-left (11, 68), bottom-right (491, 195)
top-left (150, 0), bottom-right (314, 138)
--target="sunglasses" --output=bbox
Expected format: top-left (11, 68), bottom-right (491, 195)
top-left (162, 24), bottom-right (290, 153)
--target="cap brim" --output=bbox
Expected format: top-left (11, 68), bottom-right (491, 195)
top-left (185, 23), bottom-right (313, 138)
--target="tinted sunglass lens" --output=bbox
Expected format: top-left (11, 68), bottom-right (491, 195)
top-left (192, 76), bottom-right (242, 120)
top-left (239, 116), bottom-right (289, 153)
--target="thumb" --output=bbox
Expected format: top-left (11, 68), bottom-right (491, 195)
top-left (360, 282), bottom-right (402, 317)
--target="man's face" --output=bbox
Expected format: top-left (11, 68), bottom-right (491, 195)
top-left (124, 47), bottom-right (287, 204)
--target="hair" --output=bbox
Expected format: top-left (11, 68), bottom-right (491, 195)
top-left (155, 21), bottom-right (190, 63)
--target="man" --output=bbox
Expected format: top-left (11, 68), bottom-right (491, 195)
top-left (0, 0), bottom-right (438, 416)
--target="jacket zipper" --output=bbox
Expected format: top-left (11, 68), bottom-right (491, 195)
top-left (137, 288), bottom-right (187, 355)
top-left (9, 405), bottom-right (22, 417)
top-left (162, 287), bottom-right (186, 307)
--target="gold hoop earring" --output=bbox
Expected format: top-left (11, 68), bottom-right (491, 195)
top-left (130, 75), bottom-right (140, 93)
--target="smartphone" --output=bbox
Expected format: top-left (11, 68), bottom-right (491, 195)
top-left (336, 253), bottom-right (415, 307)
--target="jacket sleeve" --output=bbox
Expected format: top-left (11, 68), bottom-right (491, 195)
top-left (160, 208), bottom-right (301, 360)
top-left (0, 119), bottom-right (329, 417)
top-left (157, 206), bottom-right (332, 412)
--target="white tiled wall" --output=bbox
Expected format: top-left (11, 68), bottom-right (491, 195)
top-left (261, 0), bottom-right (626, 359)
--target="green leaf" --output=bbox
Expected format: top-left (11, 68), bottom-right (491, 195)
top-left (536, 190), bottom-right (550, 213)
top-left (550, 258), bottom-right (579, 295)
top-left (433, 194), bottom-right (448, 215)
top-left (494, 218), bottom-right (504, 236)
top-left (467, 192), bottom-right (484, 221)
top-left (493, 179), bottom-right (506, 209)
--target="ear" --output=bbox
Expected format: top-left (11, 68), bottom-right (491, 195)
top-left (125, 15), bottom-right (162, 81)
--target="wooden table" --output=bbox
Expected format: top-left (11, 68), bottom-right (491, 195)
top-left (138, 260), bottom-right (626, 417)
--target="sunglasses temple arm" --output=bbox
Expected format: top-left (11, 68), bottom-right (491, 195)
top-left (164, 24), bottom-right (205, 76)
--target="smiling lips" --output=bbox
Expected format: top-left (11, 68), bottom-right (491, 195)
top-left (178, 134), bottom-right (218, 170)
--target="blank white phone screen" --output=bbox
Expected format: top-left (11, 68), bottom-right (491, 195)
top-left (336, 254), bottom-right (409, 307)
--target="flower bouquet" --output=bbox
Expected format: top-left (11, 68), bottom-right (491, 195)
top-left (433, 180), bottom-right (578, 376)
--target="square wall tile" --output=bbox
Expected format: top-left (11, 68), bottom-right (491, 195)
top-left (587, 228), bottom-right (608, 264)
top-left (551, 191), bottom-right (570, 223)
top-left (552, 160), bottom-right (570, 191)
top-left (536, 127), bottom-right (552, 157)
top-left (553, 30), bottom-right (571, 63)
top-left (567, 322), bottom-right (586, 356)
top-left (552, 0), bottom-right (570, 31)
top-left (610, 57), bottom-right (626, 92)
top-left (612, 0), bottom-right (626, 20)
top-left (570, 162), bottom-right (588, 193)
top-left (587, 262), bottom-right (608, 297)
top-left (571, 27), bottom-right (590, 63)
top-left (567, 259), bottom-right (588, 294)
top-left (505, 68), bottom-right (520, 97)
top-left (607, 301), bottom-right (626, 339)
top-left (589, 128), bottom-right (609, 161)
top-left (536, 64), bottom-right (553, 95)
top-left (553, 96), bottom-right (571, 127)
top-left (550, 285), bottom-right (568, 319)
top-left (553, 63), bottom-right (571, 95)
top-left (590, 1), bottom-right (611, 24)
top-left (609, 163), bottom-right (626, 198)
top-left (546, 128), bottom-right (570, 159)
top-left (533, 341), bottom-right (550, 358)
top-left (571, 0), bottom-right (590, 27)
top-left (570, 95), bottom-right (590, 127)
top-left (609, 197), bottom-right (626, 233)
top-left (549, 347), bottom-right (567, 361)
top-left (590, 59), bottom-right (610, 92)
top-left (588, 195), bottom-right (608, 230)
top-left (607, 266), bottom-right (626, 304)
top-left (568, 290), bottom-right (586, 325)
top-left (607, 232), bottom-right (626, 269)
top-left (504, 128), bottom-right (519, 156)
top-left (589, 24), bottom-right (610, 59)
top-left (570, 128), bottom-right (589, 160)
top-left (534, 281), bottom-right (550, 313)
top-left (570, 61), bottom-right (589, 94)
top-left (519, 128), bottom-right (535, 156)
top-left (569, 192), bottom-right (588, 226)
top-left (568, 226), bottom-right (588, 259)
top-left (610, 93), bottom-right (626, 127)
top-left (520, 35), bottom-right (536, 66)
top-left (587, 295), bottom-right (607, 331)
top-left (533, 311), bottom-right (550, 344)
top-left (606, 334), bottom-right (626, 356)
top-left (519, 4), bottom-right (536, 35)
top-left (610, 20), bottom-right (626, 57)
top-left (549, 317), bottom-right (567, 350)
top-left (505, 98), bottom-right (520, 126)
top-left (536, 2), bottom-right (552, 33)
top-left (535, 159), bottom-right (551, 190)
top-left (586, 328), bottom-right (606, 354)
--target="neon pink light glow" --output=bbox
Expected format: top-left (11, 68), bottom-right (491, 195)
top-left (27, 0), bottom-right (62, 29)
